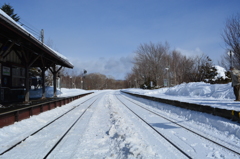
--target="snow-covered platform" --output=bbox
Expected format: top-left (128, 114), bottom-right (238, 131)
top-left (122, 91), bottom-right (240, 122)
top-left (122, 82), bottom-right (240, 122)
top-left (0, 92), bottom-right (92, 128)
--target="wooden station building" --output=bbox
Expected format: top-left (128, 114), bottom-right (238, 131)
top-left (0, 10), bottom-right (73, 104)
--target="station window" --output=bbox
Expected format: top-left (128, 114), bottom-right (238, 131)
top-left (12, 66), bottom-right (25, 87)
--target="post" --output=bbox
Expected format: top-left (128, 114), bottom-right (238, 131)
top-left (81, 78), bottom-right (83, 89)
top-left (53, 65), bottom-right (57, 97)
top-left (41, 29), bottom-right (44, 43)
top-left (81, 69), bottom-right (87, 89)
top-left (165, 67), bottom-right (169, 87)
top-left (49, 65), bottom-right (62, 97)
top-left (41, 67), bottom-right (46, 99)
top-left (70, 76), bottom-right (72, 89)
top-left (24, 64), bottom-right (30, 103)
top-left (228, 50), bottom-right (234, 67)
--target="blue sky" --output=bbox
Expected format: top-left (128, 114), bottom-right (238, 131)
top-left (2, 0), bottom-right (240, 79)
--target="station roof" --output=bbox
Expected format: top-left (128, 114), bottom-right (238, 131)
top-left (0, 9), bottom-right (73, 68)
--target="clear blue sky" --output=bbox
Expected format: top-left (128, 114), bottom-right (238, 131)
top-left (2, 0), bottom-right (240, 79)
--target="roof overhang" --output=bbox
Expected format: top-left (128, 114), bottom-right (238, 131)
top-left (0, 10), bottom-right (73, 68)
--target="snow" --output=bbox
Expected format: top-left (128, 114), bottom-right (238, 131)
top-left (0, 82), bottom-right (240, 158)
top-left (29, 86), bottom-right (92, 98)
top-left (0, 10), bottom-right (25, 31)
top-left (1, 64), bottom-right (240, 158)
top-left (215, 65), bottom-right (227, 80)
top-left (123, 82), bottom-right (240, 111)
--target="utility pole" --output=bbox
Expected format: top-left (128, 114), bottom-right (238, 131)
top-left (40, 29), bottom-right (44, 43)
top-left (228, 50), bottom-right (234, 67)
top-left (81, 70), bottom-right (87, 89)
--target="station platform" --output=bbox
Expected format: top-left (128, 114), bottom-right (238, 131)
top-left (0, 92), bottom-right (92, 128)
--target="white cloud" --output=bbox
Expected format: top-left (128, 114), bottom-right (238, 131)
top-left (69, 55), bottom-right (134, 80)
top-left (175, 47), bottom-right (204, 57)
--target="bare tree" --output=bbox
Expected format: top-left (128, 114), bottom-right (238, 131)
top-left (125, 73), bottom-right (137, 88)
top-left (168, 50), bottom-right (194, 84)
top-left (222, 13), bottom-right (240, 69)
top-left (132, 42), bottom-right (169, 88)
top-left (178, 56), bottom-right (195, 83)
top-left (127, 42), bottom-right (216, 88)
top-left (57, 71), bottom-right (126, 90)
top-left (84, 73), bottom-right (107, 89)
top-left (187, 54), bottom-right (215, 82)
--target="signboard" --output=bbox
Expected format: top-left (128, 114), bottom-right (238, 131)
top-left (3, 66), bottom-right (10, 76)
top-left (164, 79), bottom-right (168, 87)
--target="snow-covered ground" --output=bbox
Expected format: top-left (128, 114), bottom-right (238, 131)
top-left (29, 87), bottom-right (94, 98)
top-left (123, 82), bottom-right (240, 111)
top-left (0, 82), bottom-right (240, 158)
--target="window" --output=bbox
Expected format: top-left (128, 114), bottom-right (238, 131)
top-left (12, 66), bottom-right (25, 87)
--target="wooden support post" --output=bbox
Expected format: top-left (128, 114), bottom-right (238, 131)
top-left (24, 64), bottom-right (30, 103)
top-left (53, 65), bottom-right (57, 97)
top-left (40, 56), bottom-right (47, 99)
top-left (49, 65), bottom-right (62, 98)
top-left (41, 67), bottom-right (47, 99)
top-left (23, 52), bottom-right (39, 104)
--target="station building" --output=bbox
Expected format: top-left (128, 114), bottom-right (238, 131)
top-left (0, 10), bottom-right (73, 104)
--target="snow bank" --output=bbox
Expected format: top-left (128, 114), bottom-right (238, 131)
top-left (122, 82), bottom-right (240, 111)
top-left (124, 82), bottom-right (234, 99)
top-left (30, 87), bottom-right (91, 98)
top-left (165, 82), bottom-right (233, 99)
top-left (215, 65), bottom-right (227, 80)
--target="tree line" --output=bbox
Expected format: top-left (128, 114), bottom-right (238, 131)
top-left (58, 70), bottom-right (127, 90)
top-left (125, 42), bottom-right (228, 89)
top-left (125, 13), bottom-right (240, 89)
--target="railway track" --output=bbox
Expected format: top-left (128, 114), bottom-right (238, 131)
top-left (0, 93), bottom-right (101, 158)
top-left (1, 91), bottom-right (239, 158)
top-left (117, 92), bottom-right (240, 158)
top-left (43, 98), bottom-right (98, 158)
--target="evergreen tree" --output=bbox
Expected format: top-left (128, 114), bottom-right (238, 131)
top-left (1, 3), bottom-right (20, 22)
top-left (203, 65), bottom-right (218, 83)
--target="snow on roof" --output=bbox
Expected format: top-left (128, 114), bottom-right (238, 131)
top-left (0, 9), bottom-right (23, 28)
top-left (0, 9), bottom-right (73, 68)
